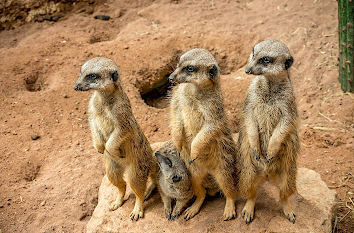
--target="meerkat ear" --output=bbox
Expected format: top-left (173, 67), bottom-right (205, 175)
top-left (155, 151), bottom-right (172, 167)
top-left (285, 56), bottom-right (294, 70)
top-left (111, 70), bottom-right (119, 82)
top-left (209, 65), bottom-right (218, 79)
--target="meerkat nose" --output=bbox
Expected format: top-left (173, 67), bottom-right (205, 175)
top-left (245, 67), bottom-right (252, 74)
top-left (74, 83), bottom-right (80, 91)
top-left (168, 73), bottom-right (176, 82)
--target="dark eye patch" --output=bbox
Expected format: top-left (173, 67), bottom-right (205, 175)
top-left (165, 157), bottom-right (172, 167)
top-left (258, 57), bottom-right (274, 65)
top-left (172, 175), bottom-right (182, 183)
top-left (209, 65), bottom-right (218, 79)
top-left (85, 73), bottom-right (100, 81)
top-left (183, 65), bottom-right (197, 73)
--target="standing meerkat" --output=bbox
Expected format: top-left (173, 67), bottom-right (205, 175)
top-left (74, 57), bottom-right (157, 221)
top-left (238, 40), bottom-right (299, 224)
top-left (169, 49), bottom-right (238, 221)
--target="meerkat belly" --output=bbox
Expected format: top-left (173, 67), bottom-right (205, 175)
top-left (181, 102), bottom-right (204, 140)
top-left (253, 103), bottom-right (282, 155)
top-left (94, 113), bottom-right (115, 141)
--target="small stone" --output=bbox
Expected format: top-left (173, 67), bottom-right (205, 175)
top-left (94, 15), bottom-right (111, 21)
top-left (31, 135), bottom-right (40, 140)
top-left (63, 95), bottom-right (69, 98)
top-left (40, 200), bottom-right (46, 206)
top-left (80, 212), bottom-right (88, 221)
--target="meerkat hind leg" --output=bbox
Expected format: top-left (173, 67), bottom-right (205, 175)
top-left (241, 194), bottom-right (256, 224)
top-left (127, 168), bottom-right (148, 221)
top-left (184, 174), bottom-right (206, 220)
top-left (241, 174), bottom-right (263, 224)
top-left (104, 157), bottom-right (127, 211)
top-left (213, 171), bottom-right (237, 221)
top-left (273, 171), bottom-right (296, 223)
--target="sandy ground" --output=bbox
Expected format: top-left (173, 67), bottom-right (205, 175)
top-left (0, 0), bottom-right (353, 232)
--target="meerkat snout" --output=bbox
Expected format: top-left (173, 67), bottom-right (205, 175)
top-left (245, 40), bottom-right (294, 76)
top-left (168, 48), bottom-right (219, 86)
top-left (74, 57), bottom-right (119, 91)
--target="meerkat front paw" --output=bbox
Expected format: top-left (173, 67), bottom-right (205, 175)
top-left (265, 154), bottom-right (274, 163)
top-left (251, 150), bottom-right (260, 161)
top-left (189, 147), bottom-right (201, 164)
top-left (95, 144), bottom-right (105, 154)
top-left (164, 206), bottom-right (173, 220)
top-left (170, 209), bottom-right (181, 221)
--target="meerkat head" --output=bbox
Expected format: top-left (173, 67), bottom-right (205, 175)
top-left (74, 57), bottom-right (120, 91)
top-left (169, 48), bottom-right (219, 88)
top-left (245, 40), bottom-right (294, 77)
top-left (155, 149), bottom-right (190, 186)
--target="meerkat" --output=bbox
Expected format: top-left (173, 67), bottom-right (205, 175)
top-left (73, 57), bottom-right (157, 221)
top-left (238, 40), bottom-right (299, 224)
top-left (155, 141), bottom-right (219, 221)
top-left (169, 49), bottom-right (239, 221)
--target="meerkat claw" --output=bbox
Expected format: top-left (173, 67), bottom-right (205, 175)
top-left (189, 158), bottom-right (196, 164)
top-left (265, 156), bottom-right (273, 163)
top-left (252, 151), bottom-right (260, 161)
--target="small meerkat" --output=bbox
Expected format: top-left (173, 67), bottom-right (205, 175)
top-left (73, 57), bottom-right (157, 221)
top-left (169, 49), bottom-right (238, 221)
top-left (155, 141), bottom-right (219, 221)
top-left (238, 40), bottom-right (299, 224)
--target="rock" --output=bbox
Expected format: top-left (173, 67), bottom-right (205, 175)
top-left (86, 144), bottom-right (336, 233)
top-left (94, 15), bottom-right (111, 21)
top-left (31, 134), bottom-right (40, 140)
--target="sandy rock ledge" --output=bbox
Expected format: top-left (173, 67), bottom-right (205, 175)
top-left (87, 144), bottom-right (336, 233)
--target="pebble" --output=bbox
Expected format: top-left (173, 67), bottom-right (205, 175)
top-left (94, 15), bottom-right (111, 21)
top-left (40, 200), bottom-right (46, 206)
top-left (31, 135), bottom-right (41, 140)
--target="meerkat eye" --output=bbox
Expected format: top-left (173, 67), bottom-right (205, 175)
top-left (172, 175), bottom-right (182, 183)
top-left (209, 65), bottom-right (218, 79)
top-left (258, 57), bottom-right (274, 65)
top-left (184, 65), bottom-right (197, 73)
top-left (86, 73), bottom-right (100, 81)
top-left (164, 157), bottom-right (172, 167)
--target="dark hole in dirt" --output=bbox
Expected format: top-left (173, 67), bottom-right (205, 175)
top-left (24, 72), bottom-right (43, 92)
top-left (138, 52), bottom-right (181, 109)
top-left (23, 158), bottom-right (41, 181)
top-left (140, 73), bottom-right (175, 109)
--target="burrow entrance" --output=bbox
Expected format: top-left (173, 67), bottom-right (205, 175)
top-left (138, 53), bottom-right (180, 109)
top-left (140, 73), bottom-right (174, 109)
top-left (24, 72), bottom-right (44, 92)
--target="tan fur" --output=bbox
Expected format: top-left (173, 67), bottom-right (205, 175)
top-left (238, 40), bottom-right (299, 224)
top-left (169, 49), bottom-right (239, 220)
top-left (155, 141), bottom-right (219, 221)
top-left (74, 57), bottom-right (157, 221)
